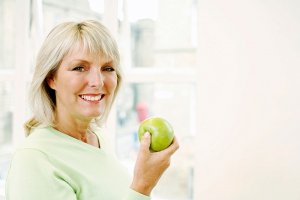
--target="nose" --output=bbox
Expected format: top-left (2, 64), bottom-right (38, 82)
top-left (88, 68), bottom-right (104, 88)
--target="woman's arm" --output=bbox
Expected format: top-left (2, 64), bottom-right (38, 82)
top-left (5, 149), bottom-right (77, 200)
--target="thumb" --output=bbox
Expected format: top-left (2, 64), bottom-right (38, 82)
top-left (140, 132), bottom-right (151, 152)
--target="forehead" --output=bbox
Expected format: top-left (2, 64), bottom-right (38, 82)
top-left (63, 43), bottom-right (113, 64)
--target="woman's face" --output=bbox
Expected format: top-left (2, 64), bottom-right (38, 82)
top-left (48, 46), bottom-right (118, 123)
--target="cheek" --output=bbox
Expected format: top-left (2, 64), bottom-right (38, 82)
top-left (57, 78), bottom-right (84, 97)
top-left (107, 75), bottom-right (118, 92)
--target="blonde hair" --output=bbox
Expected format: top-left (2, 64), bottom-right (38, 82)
top-left (25, 20), bottom-right (122, 135)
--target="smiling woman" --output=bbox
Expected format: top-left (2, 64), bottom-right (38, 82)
top-left (25, 20), bottom-right (122, 134)
top-left (5, 20), bottom-right (179, 200)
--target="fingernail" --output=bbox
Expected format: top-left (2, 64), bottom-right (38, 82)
top-left (144, 132), bottom-right (150, 138)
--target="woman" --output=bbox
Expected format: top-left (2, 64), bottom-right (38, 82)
top-left (5, 20), bottom-right (179, 200)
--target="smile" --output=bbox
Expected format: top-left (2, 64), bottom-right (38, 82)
top-left (79, 94), bottom-right (105, 102)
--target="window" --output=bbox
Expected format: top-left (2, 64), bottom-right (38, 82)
top-left (116, 81), bottom-right (197, 199)
top-left (114, 1), bottom-right (198, 199)
top-left (0, 1), bottom-right (199, 199)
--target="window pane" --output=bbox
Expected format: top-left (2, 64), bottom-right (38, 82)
top-left (0, 82), bottom-right (13, 146)
top-left (119, 0), bottom-right (198, 68)
top-left (116, 82), bottom-right (196, 200)
top-left (0, 149), bottom-right (12, 199)
top-left (0, 0), bottom-right (17, 196)
top-left (0, 0), bottom-right (16, 69)
top-left (0, 81), bottom-right (13, 199)
top-left (43, 0), bottom-right (103, 33)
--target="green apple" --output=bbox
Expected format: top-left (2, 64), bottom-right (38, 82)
top-left (138, 117), bottom-right (174, 152)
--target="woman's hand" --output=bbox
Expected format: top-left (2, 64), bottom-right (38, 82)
top-left (130, 132), bottom-right (179, 196)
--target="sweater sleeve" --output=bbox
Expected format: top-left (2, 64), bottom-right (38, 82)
top-left (5, 149), bottom-right (77, 200)
top-left (124, 189), bottom-right (151, 200)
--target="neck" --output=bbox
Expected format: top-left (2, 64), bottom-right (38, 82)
top-left (52, 105), bottom-right (100, 148)
top-left (54, 113), bottom-right (91, 143)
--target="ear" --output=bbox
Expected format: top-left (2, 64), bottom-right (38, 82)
top-left (47, 76), bottom-right (56, 90)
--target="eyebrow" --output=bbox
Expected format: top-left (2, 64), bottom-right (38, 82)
top-left (70, 59), bottom-right (89, 64)
top-left (70, 59), bottom-right (114, 66)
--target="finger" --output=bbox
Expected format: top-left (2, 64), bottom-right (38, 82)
top-left (169, 136), bottom-right (180, 152)
top-left (139, 132), bottom-right (151, 153)
top-left (161, 136), bottom-right (180, 155)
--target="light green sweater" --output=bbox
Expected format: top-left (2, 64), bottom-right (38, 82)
top-left (5, 126), bottom-right (150, 200)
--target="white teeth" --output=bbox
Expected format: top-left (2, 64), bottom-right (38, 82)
top-left (80, 95), bottom-right (102, 101)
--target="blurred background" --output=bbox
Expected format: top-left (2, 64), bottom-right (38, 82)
top-left (0, 0), bottom-right (299, 200)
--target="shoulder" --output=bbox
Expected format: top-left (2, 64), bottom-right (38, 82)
top-left (12, 126), bottom-right (56, 167)
top-left (26, 125), bottom-right (56, 140)
top-left (16, 126), bottom-right (75, 159)
top-left (8, 148), bottom-right (54, 182)
top-left (19, 126), bottom-right (57, 149)
top-left (11, 148), bottom-right (50, 167)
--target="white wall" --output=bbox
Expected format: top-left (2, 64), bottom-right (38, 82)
top-left (195, 0), bottom-right (300, 199)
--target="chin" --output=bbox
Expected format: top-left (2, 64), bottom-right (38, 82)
top-left (88, 112), bottom-right (103, 119)
top-left (90, 110), bottom-right (105, 118)
top-left (78, 105), bottom-right (106, 121)
top-left (78, 111), bottom-right (101, 121)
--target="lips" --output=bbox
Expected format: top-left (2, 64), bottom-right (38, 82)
top-left (79, 94), bottom-right (105, 102)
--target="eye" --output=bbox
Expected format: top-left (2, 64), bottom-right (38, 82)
top-left (72, 66), bottom-right (85, 72)
top-left (103, 66), bottom-right (115, 72)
